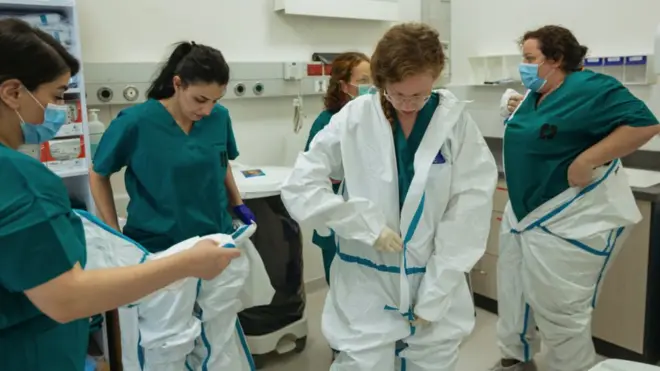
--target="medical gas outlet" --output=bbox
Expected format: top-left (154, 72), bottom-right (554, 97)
top-left (253, 82), bottom-right (264, 96)
top-left (97, 87), bottom-right (113, 103)
top-left (123, 86), bottom-right (140, 102)
top-left (234, 83), bottom-right (246, 97)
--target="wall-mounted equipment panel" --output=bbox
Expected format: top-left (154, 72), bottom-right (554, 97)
top-left (84, 62), bottom-right (333, 106)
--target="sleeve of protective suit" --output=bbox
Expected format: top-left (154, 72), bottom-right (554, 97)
top-left (414, 112), bottom-right (498, 323)
top-left (281, 110), bottom-right (386, 247)
top-left (499, 88), bottom-right (521, 118)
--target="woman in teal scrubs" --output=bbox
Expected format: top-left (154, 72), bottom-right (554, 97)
top-left (305, 52), bottom-right (370, 285)
top-left (0, 18), bottom-right (239, 371)
top-left (492, 25), bottom-right (660, 371)
top-left (90, 42), bottom-right (255, 252)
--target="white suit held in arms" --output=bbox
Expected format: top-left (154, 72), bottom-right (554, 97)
top-left (281, 90), bottom-right (498, 371)
top-left (496, 92), bottom-right (642, 371)
top-left (76, 210), bottom-right (275, 371)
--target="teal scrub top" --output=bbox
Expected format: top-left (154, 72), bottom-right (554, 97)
top-left (93, 99), bottom-right (240, 253)
top-left (504, 70), bottom-right (658, 221)
top-left (393, 92), bottom-right (440, 208)
top-left (0, 143), bottom-right (89, 371)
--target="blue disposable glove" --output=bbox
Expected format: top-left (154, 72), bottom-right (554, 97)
top-left (233, 204), bottom-right (256, 225)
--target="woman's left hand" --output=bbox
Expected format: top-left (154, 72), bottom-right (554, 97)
top-left (567, 157), bottom-right (593, 188)
top-left (411, 314), bottom-right (429, 327)
top-left (233, 204), bottom-right (256, 225)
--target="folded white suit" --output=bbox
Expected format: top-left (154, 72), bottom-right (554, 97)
top-left (75, 210), bottom-right (275, 371)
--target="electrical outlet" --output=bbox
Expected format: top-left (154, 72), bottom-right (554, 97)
top-left (315, 80), bottom-right (324, 93)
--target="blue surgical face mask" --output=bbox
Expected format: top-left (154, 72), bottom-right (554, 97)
top-left (347, 84), bottom-right (375, 99)
top-left (16, 91), bottom-right (69, 144)
top-left (518, 63), bottom-right (548, 92)
top-left (357, 84), bottom-right (374, 96)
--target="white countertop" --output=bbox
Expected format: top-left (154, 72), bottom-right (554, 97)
top-left (624, 168), bottom-right (660, 189)
top-left (231, 162), bottom-right (293, 200)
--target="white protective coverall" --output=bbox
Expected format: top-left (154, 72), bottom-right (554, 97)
top-left (496, 159), bottom-right (641, 371)
top-left (76, 210), bottom-right (274, 371)
top-left (281, 90), bottom-right (498, 371)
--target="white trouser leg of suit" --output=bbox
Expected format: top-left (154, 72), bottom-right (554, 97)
top-left (496, 160), bottom-right (641, 371)
top-left (324, 247), bottom-right (476, 371)
top-left (117, 306), bottom-right (140, 371)
top-left (75, 210), bottom-right (201, 371)
top-left (280, 90), bottom-right (498, 371)
top-left (186, 223), bottom-right (275, 371)
top-left (496, 210), bottom-right (541, 363)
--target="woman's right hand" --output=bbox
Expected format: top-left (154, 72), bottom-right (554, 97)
top-left (507, 94), bottom-right (523, 113)
top-left (184, 239), bottom-right (241, 280)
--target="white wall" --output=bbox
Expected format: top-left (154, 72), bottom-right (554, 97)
top-left (450, 0), bottom-right (660, 150)
top-left (77, 0), bottom-right (421, 285)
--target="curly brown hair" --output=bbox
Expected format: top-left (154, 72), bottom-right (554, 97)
top-left (371, 23), bottom-right (446, 126)
top-left (521, 25), bottom-right (588, 72)
top-left (323, 52), bottom-right (370, 113)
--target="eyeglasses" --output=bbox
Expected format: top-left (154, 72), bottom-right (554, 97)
top-left (383, 90), bottom-right (431, 106)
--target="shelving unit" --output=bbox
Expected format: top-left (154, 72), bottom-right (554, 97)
top-left (468, 54), bottom-right (522, 86)
top-left (0, 0), bottom-right (106, 364)
top-left (584, 55), bottom-right (655, 85)
top-left (422, 0), bottom-right (451, 85)
top-left (468, 53), bottom-right (655, 86)
top-left (0, 0), bottom-right (94, 211)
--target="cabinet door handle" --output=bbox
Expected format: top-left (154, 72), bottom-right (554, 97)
top-left (479, 270), bottom-right (487, 275)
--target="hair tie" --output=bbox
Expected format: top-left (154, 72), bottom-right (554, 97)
top-left (191, 41), bottom-right (197, 47)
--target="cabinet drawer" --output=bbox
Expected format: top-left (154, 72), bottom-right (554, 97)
top-left (487, 212), bottom-right (503, 256)
top-left (471, 253), bottom-right (498, 300)
top-left (493, 180), bottom-right (509, 212)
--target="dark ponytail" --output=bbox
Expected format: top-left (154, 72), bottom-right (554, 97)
top-left (147, 41), bottom-right (230, 100)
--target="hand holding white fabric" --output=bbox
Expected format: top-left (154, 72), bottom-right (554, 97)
top-left (411, 314), bottom-right (430, 327)
top-left (499, 88), bottom-right (523, 117)
top-left (373, 227), bottom-right (403, 253)
top-left (507, 94), bottom-right (523, 113)
top-left (184, 239), bottom-right (242, 280)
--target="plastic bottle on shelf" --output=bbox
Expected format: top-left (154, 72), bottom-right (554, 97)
top-left (87, 109), bottom-right (105, 156)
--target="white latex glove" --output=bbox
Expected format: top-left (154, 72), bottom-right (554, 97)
top-left (499, 88), bottom-right (523, 117)
top-left (373, 227), bottom-right (403, 253)
top-left (411, 314), bottom-right (430, 327)
top-left (507, 94), bottom-right (523, 113)
top-left (315, 226), bottom-right (333, 237)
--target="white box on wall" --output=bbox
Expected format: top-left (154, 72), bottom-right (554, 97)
top-left (274, 0), bottom-right (399, 21)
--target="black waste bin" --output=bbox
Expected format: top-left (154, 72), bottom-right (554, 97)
top-left (238, 196), bottom-right (306, 336)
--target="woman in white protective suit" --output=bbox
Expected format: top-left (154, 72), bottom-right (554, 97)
top-left (491, 25), bottom-right (660, 371)
top-left (281, 22), bottom-right (498, 371)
